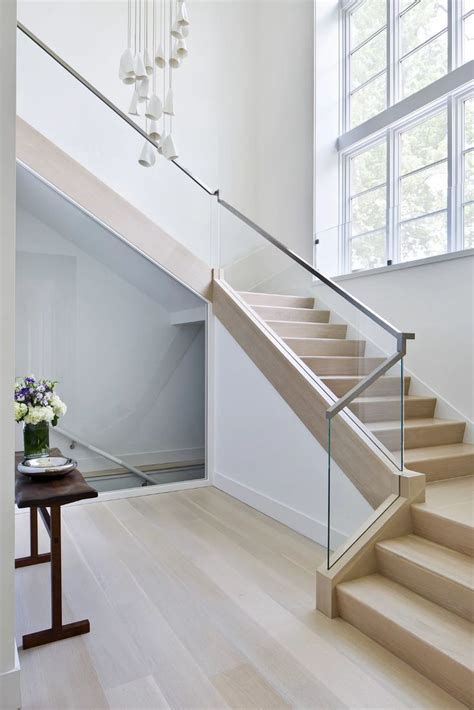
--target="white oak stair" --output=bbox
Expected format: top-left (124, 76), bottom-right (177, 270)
top-left (237, 289), bottom-right (474, 708)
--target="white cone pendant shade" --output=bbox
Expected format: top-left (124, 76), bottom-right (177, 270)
top-left (176, 39), bottom-right (188, 58)
top-left (120, 47), bottom-right (135, 76)
top-left (157, 134), bottom-right (165, 154)
top-left (163, 88), bottom-right (175, 115)
top-left (149, 121), bottom-right (161, 142)
top-left (138, 77), bottom-right (151, 101)
top-left (177, 2), bottom-right (189, 26)
top-left (162, 134), bottom-right (179, 160)
top-left (138, 141), bottom-right (156, 168)
top-left (134, 53), bottom-right (147, 80)
top-left (146, 94), bottom-right (163, 120)
top-left (144, 49), bottom-right (154, 76)
top-left (171, 20), bottom-right (183, 38)
top-left (128, 89), bottom-right (140, 115)
top-left (181, 25), bottom-right (189, 38)
top-left (155, 43), bottom-right (166, 68)
top-left (119, 67), bottom-right (136, 85)
top-left (169, 48), bottom-right (182, 68)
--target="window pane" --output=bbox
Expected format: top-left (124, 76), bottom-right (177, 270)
top-left (465, 98), bottom-right (474, 149)
top-left (351, 30), bottom-right (386, 90)
top-left (464, 151), bottom-right (474, 203)
top-left (400, 161), bottom-right (447, 220)
top-left (400, 32), bottom-right (447, 98)
top-left (351, 185), bottom-right (386, 236)
top-left (463, 13), bottom-right (474, 62)
top-left (351, 72), bottom-right (386, 128)
top-left (350, 0), bottom-right (386, 49)
top-left (351, 230), bottom-right (386, 271)
top-left (400, 0), bottom-right (448, 56)
top-left (351, 142), bottom-right (387, 194)
top-left (400, 111), bottom-right (447, 175)
top-left (464, 203), bottom-right (473, 249)
top-left (400, 211), bottom-right (447, 261)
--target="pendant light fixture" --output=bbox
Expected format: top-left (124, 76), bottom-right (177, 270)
top-left (119, 0), bottom-right (189, 167)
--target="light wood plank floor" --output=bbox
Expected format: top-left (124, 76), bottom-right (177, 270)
top-left (15, 487), bottom-right (464, 710)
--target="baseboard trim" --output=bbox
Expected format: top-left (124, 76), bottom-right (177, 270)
top-left (0, 646), bottom-right (21, 710)
top-left (214, 471), bottom-right (346, 548)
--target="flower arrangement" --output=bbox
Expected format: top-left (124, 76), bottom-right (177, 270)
top-left (14, 376), bottom-right (67, 427)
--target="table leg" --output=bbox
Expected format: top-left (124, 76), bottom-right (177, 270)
top-left (15, 507), bottom-right (51, 568)
top-left (22, 505), bottom-right (90, 650)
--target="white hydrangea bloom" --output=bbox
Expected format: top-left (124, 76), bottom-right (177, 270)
top-left (51, 395), bottom-right (67, 417)
top-left (24, 405), bottom-right (55, 425)
top-left (14, 402), bottom-right (28, 422)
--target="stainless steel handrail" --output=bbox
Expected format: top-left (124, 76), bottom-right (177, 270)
top-left (17, 21), bottom-right (414, 358)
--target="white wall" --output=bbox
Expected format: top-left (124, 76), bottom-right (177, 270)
top-left (16, 171), bottom-right (206, 473)
top-left (0, 1), bottom-right (21, 707)
top-left (316, 253), bottom-right (474, 425)
top-left (17, 0), bottom-right (314, 262)
top-left (254, 0), bottom-right (314, 261)
top-left (213, 319), bottom-right (372, 548)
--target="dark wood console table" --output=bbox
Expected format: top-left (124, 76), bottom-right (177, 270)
top-left (15, 448), bottom-right (98, 649)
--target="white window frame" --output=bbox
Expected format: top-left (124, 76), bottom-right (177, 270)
top-left (338, 0), bottom-right (474, 274)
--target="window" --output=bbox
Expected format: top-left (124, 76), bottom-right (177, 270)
top-left (398, 110), bottom-right (448, 261)
top-left (463, 96), bottom-right (474, 247)
top-left (339, 0), bottom-right (474, 273)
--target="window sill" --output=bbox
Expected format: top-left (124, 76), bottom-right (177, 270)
top-left (328, 248), bottom-right (474, 284)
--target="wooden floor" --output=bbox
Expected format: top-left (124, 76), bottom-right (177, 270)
top-left (15, 487), bottom-right (464, 709)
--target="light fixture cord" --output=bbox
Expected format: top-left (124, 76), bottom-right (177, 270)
top-left (169, 0), bottom-right (173, 134)
top-left (127, 0), bottom-right (131, 49)
top-left (163, 0), bottom-right (167, 135)
top-left (134, 0), bottom-right (137, 54)
top-left (153, 0), bottom-right (156, 94)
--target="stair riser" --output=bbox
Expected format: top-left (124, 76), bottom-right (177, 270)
top-left (337, 590), bottom-right (473, 708)
top-left (412, 508), bottom-right (474, 557)
top-left (374, 423), bottom-right (465, 451)
top-left (322, 377), bottom-right (411, 397)
top-left (405, 455), bottom-right (474, 481)
top-left (376, 548), bottom-right (473, 622)
top-left (284, 339), bottom-right (366, 357)
top-left (254, 306), bottom-right (330, 323)
top-left (350, 398), bottom-right (436, 422)
top-left (305, 358), bottom-right (385, 377)
top-left (269, 322), bottom-right (347, 338)
top-left (239, 292), bottom-right (314, 308)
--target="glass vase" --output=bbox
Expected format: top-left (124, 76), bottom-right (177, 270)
top-left (23, 421), bottom-right (50, 459)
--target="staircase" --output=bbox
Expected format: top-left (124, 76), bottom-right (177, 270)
top-left (239, 289), bottom-right (474, 708)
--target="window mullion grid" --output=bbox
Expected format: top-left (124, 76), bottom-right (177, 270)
top-left (447, 95), bottom-right (457, 252)
top-left (389, 126), bottom-right (399, 264)
top-left (448, 0), bottom-right (457, 73)
top-left (389, 0), bottom-right (399, 108)
top-left (342, 153), bottom-right (351, 274)
top-left (343, 8), bottom-right (351, 133)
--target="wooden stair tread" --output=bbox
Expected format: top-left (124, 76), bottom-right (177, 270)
top-left (376, 534), bottom-right (474, 589)
top-left (254, 306), bottom-right (330, 323)
top-left (238, 292), bottom-right (314, 308)
top-left (266, 321), bottom-right (348, 339)
top-left (321, 375), bottom-right (411, 397)
top-left (404, 442), bottom-right (474, 464)
top-left (425, 475), bottom-right (474, 506)
top-left (337, 574), bottom-right (473, 665)
top-left (369, 417), bottom-right (465, 431)
top-left (352, 395), bottom-right (434, 405)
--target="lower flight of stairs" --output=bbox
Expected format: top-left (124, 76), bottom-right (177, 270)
top-left (238, 290), bottom-right (474, 707)
top-left (337, 477), bottom-right (474, 708)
